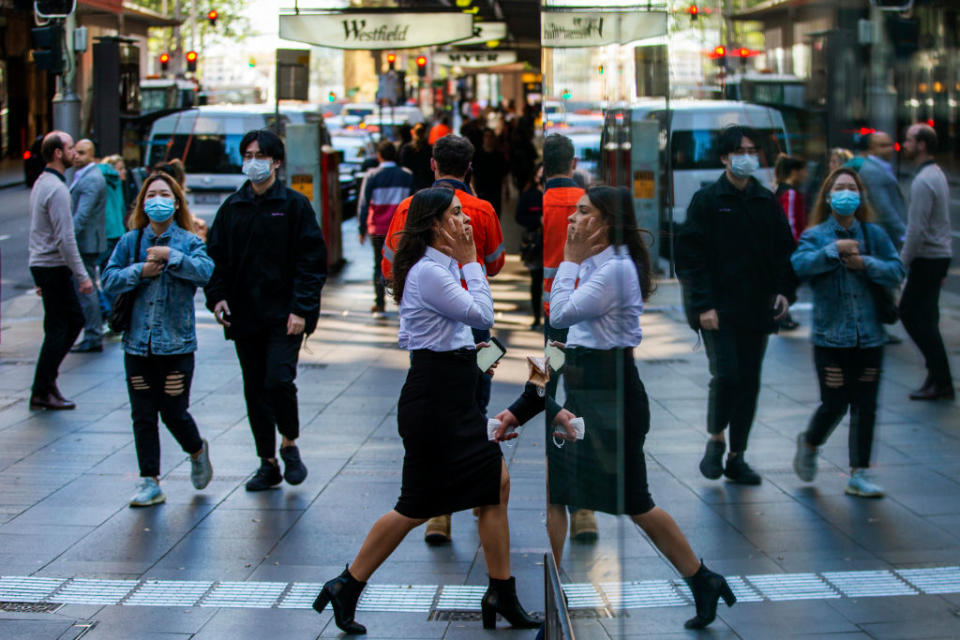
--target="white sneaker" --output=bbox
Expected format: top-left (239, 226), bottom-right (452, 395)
top-left (129, 478), bottom-right (166, 507)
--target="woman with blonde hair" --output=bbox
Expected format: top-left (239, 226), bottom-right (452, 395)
top-left (102, 172), bottom-right (215, 507)
top-left (791, 167), bottom-right (905, 497)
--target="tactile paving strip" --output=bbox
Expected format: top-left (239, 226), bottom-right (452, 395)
top-left (435, 585), bottom-right (487, 611)
top-left (200, 581), bottom-right (286, 608)
top-left (125, 580), bottom-right (213, 607)
top-left (357, 584), bottom-right (437, 613)
top-left (822, 570), bottom-right (918, 598)
top-left (601, 580), bottom-right (687, 609)
top-left (277, 582), bottom-right (322, 609)
top-left (561, 583), bottom-right (606, 609)
top-left (53, 579), bottom-right (138, 605)
top-left (0, 577), bottom-right (64, 603)
top-left (895, 566), bottom-right (960, 594)
top-left (745, 573), bottom-right (840, 601)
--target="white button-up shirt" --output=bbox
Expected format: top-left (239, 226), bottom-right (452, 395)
top-left (398, 246), bottom-right (494, 351)
top-left (549, 244), bottom-right (644, 349)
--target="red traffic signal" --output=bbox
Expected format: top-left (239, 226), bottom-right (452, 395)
top-left (186, 50), bottom-right (198, 72)
top-left (711, 46), bottom-right (726, 58)
top-left (737, 47), bottom-right (752, 57)
top-left (416, 55), bottom-right (427, 67)
top-left (159, 52), bottom-right (170, 72)
top-left (386, 52), bottom-right (397, 64)
top-left (686, 5), bottom-right (699, 17)
top-left (207, 10), bottom-right (218, 26)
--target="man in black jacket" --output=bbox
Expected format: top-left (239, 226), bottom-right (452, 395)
top-left (676, 126), bottom-right (796, 485)
top-left (205, 129), bottom-right (327, 491)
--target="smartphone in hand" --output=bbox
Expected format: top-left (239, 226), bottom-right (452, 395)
top-left (477, 337), bottom-right (506, 372)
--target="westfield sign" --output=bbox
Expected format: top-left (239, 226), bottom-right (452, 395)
top-left (279, 11), bottom-right (477, 50)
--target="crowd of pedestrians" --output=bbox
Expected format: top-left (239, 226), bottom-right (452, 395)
top-left (23, 112), bottom-right (954, 636)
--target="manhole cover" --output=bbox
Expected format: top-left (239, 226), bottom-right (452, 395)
top-left (0, 601), bottom-right (63, 613)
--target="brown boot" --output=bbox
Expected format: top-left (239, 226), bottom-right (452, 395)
top-left (570, 509), bottom-right (598, 543)
top-left (424, 514), bottom-right (451, 545)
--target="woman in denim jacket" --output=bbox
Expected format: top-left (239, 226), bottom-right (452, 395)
top-left (790, 167), bottom-right (905, 498)
top-left (103, 172), bottom-right (215, 508)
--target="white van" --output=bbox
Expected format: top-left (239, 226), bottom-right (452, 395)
top-left (602, 100), bottom-right (790, 225)
top-left (144, 106), bottom-right (279, 216)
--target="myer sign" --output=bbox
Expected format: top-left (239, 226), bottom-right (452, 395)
top-left (435, 50), bottom-right (518, 68)
top-left (541, 11), bottom-right (667, 48)
top-left (279, 12), bottom-right (476, 50)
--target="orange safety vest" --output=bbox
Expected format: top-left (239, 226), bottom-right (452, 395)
top-left (542, 178), bottom-right (585, 316)
top-left (381, 180), bottom-right (505, 284)
top-left (428, 123), bottom-right (452, 146)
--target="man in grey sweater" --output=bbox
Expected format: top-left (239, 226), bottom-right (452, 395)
top-left (28, 131), bottom-right (94, 410)
top-left (70, 138), bottom-right (108, 352)
top-left (899, 123), bottom-right (954, 400)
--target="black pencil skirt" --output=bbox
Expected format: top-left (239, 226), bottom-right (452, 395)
top-left (394, 348), bottom-right (503, 519)
top-left (548, 347), bottom-right (655, 516)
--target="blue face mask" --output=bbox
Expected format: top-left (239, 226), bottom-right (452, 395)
top-left (144, 196), bottom-right (176, 222)
top-left (829, 190), bottom-right (860, 216)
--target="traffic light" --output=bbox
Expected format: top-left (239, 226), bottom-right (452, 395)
top-left (207, 10), bottom-right (218, 26)
top-left (31, 22), bottom-right (64, 73)
top-left (686, 5), bottom-right (699, 20)
top-left (416, 55), bottom-right (427, 78)
top-left (386, 52), bottom-right (396, 70)
top-left (159, 52), bottom-right (170, 73)
top-left (186, 50), bottom-right (198, 73)
top-left (328, 91), bottom-right (336, 103)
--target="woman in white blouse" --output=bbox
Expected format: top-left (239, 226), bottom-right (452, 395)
top-left (549, 186), bottom-right (736, 630)
top-left (312, 188), bottom-right (539, 634)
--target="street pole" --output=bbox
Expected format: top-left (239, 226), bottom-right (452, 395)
top-left (867, 4), bottom-right (897, 139)
top-left (173, 0), bottom-right (183, 76)
top-left (52, 11), bottom-right (81, 139)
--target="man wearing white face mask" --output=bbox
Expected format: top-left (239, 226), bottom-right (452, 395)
top-left (205, 129), bottom-right (328, 492)
top-left (677, 125), bottom-right (798, 485)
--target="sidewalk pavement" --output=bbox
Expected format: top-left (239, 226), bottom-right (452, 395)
top-left (0, 222), bottom-right (959, 639)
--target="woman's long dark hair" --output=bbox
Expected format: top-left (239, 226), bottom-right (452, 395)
top-left (585, 186), bottom-right (655, 301)
top-left (390, 187), bottom-right (457, 305)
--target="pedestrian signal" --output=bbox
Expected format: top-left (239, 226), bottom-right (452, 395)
top-left (207, 10), bottom-right (218, 26)
top-left (159, 52), bottom-right (170, 72)
top-left (31, 23), bottom-right (64, 73)
top-left (186, 50), bottom-right (198, 72)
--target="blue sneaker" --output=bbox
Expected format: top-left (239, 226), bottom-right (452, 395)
top-left (190, 439), bottom-right (213, 490)
top-left (129, 478), bottom-right (166, 507)
top-left (845, 469), bottom-right (884, 498)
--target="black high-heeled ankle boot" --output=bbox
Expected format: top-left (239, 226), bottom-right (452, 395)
top-left (481, 576), bottom-right (542, 629)
top-left (313, 565), bottom-right (367, 635)
top-left (683, 560), bottom-right (736, 629)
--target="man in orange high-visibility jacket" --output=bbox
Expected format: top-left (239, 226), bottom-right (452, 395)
top-left (540, 133), bottom-right (600, 545)
top-left (427, 115), bottom-right (453, 146)
top-left (381, 134), bottom-right (505, 546)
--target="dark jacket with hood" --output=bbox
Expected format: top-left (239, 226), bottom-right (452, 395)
top-left (676, 172), bottom-right (797, 334)
top-left (204, 177), bottom-right (327, 339)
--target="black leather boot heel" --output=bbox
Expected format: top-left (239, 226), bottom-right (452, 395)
top-left (313, 565), bottom-right (368, 635)
top-left (480, 576), bottom-right (542, 629)
top-left (683, 561), bottom-right (736, 629)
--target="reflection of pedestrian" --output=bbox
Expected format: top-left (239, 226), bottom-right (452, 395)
top-left (791, 168), bottom-right (904, 498)
top-left (358, 141), bottom-right (412, 314)
top-left (899, 123), bottom-right (954, 401)
top-left (28, 131), bottom-right (92, 410)
top-left (98, 155), bottom-right (128, 320)
top-left (313, 188), bottom-right (539, 635)
top-left (515, 164), bottom-right (543, 328)
top-left (677, 126), bottom-right (797, 486)
top-left (774, 154), bottom-right (808, 331)
top-left (70, 139), bottom-right (108, 352)
top-left (550, 186), bottom-right (736, 631)
top-left (205, 129), bottom-right (328, 491)
top-left (102, 172), bottom-right (215, 508)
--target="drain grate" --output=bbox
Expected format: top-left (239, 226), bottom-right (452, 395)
top-left (0, 601), bottom-right (63, 613)
top-left (823, 570), bottom-right (918, 598)
top-left (896, 567), bottom-right (960, 594)
top-left (430, 610), bottom-right (482, 622)
top-left (745, 573), bottom-right (840, 601)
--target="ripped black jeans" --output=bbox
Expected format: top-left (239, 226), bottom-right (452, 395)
top-left (125, 352), bottom-right (203, 478)
top-left (803, 346), bottom-right (883, 469)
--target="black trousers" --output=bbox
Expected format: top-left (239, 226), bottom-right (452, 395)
top-left (528, 267), bottom-right (543, 323)
top-left (235, 328), bottom-right (302, 459)
top-left (804, 346), bottom-right (883, 469)
top-left (125, 352), bottom-right (202, 478)
top-left (371, 234), bottom-right (386, 308)
top-left (30, 266), bottom-right (85, 397)
top-left (702, 325), bottom-right (769, 453)
top-left (900, 257), bottom-right (953, 387)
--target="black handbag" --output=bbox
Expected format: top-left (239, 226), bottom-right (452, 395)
top-left (107, 229), bottom-right (144, 333)
top-left (861, 224), bottom-right (899, 325)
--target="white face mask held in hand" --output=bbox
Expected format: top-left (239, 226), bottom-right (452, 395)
top-left (242, 158), bottom-right (273, 184)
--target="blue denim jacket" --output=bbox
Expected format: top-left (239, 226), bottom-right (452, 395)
top-left (102, 222), bottom-right (213, 356)
top-left (791, 218), bottom-right (905, 348)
